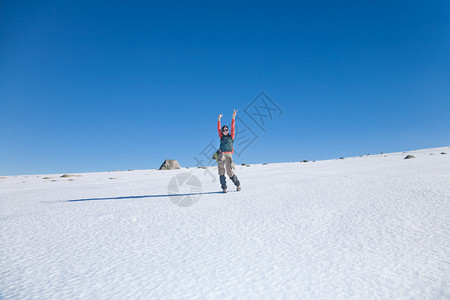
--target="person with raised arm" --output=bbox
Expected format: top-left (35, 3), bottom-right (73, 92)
top-left (216, 109), bottom-right (241, 193)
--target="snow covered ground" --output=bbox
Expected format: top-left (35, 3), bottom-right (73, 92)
top-left (1, 146), bottom-right (449, 299)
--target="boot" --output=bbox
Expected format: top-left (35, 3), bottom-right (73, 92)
top-left (219, 175), bottom-right (227, 190)
top-left (230, 174), bottom-right (241, 191)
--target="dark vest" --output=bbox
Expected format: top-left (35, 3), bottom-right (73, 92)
top-left (220, 134), bottom-right (234, 152)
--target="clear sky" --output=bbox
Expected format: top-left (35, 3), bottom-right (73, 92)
top-left (1, 0), bottom-right (449, 175)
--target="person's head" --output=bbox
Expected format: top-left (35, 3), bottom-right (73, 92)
top-left (221, 125), bottom-right (229, 135)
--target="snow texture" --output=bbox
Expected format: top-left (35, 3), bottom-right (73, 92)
top-left (1, 147), bottom-right (449, 299)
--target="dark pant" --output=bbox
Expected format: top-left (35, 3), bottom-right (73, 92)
top-left (220, 174), bottom-right (240, 189)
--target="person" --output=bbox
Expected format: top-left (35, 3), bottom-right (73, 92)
top-left (216, 109), bottom-right (241, 193)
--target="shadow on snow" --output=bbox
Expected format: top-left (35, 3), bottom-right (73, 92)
top-left (66, 191), bottom-right (224, 202)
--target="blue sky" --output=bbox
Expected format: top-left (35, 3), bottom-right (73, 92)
top-left (1, 0), bottom-right (449, 175)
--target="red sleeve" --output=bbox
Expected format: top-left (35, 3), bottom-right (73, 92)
top-left (231, 118), bottom-right (235, 140)
top-left (218, 120), bottom-right (222, 138)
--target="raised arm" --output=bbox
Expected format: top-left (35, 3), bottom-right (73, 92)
top-left (231, 109), bottom-right (237, 139)
top-left (218, 114), bottom-right (223, 138)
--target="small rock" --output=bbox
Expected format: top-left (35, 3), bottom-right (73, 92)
top-left (302, 160), bottom-right (308, 163)
top-left (109, 178), bottom-right (117, 180)
top-left (339, 157), bottom-right (344, 160)
top-left (159, 159), bottom-right (181, 170)
top-left (404, 155), bottom-right (415, 159)
top-left (60, 174), bottom-right (76, 178)
top-left (263, 163), bottom-right (269, 165)
top-left (51, 180), bottom-right (57, 182)
top-left (43, 177), bottom-right (52, 179)
top-left (68, 179), bottom-right (75, 181)
top-left (441, 152), bottom-right (447, 155)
